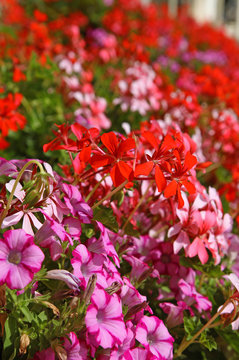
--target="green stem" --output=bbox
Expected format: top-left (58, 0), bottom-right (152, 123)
top-left (174, 299), bottom-right (230, 358)
top-left (122, 179), bottom-right (154, 232)
top-left (92, 180), bottom-right (128, 210)
top-left (0, 160), bottom-right (45, 228)
top-left (85, 173), bottom-right (109, 202)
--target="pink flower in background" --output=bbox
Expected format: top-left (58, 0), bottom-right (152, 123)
top-left (62, 183), bottom-right (93, 223)
top-left (160, 301), bottom-right (191, 328)
top-left (0, 229), bottom-right (44, 289)
top-left (85, 288), bottom-right (127, 349)
top-left (136, 316), bottom-right (174, 359)
top-left (178, 279), bottom-right (212, 312)
top-left (32, 347), bottom-right (55, 360)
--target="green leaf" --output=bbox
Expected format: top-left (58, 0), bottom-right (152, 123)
top-left (216, 166), bottom-right (232, 184)
top-left (180, 257), bottom-right (224, 278)
top-left (2, 316), bottom-right (19, 360)
top-left (184, 316), bottom-right (202, 340)
top-left (111, 190), bottom-right (124, 207)
top-left (123, 221), bottom-right (140, 237)
top-left (217, 329), bottom-right (239, 354)
top-left (199, 332), bottom-right (217, 351)
top-left (20, 306), bottom-right (34, 323)
top-left (93, 206), bottom-right (119, 232)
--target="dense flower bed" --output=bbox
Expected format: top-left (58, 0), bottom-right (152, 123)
top-left (0, 0), bottom-right (239, 359)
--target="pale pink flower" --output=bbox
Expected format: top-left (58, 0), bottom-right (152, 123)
top-left (2, 180), bottom-right (42, 235)
top-left (85, 288), bottom-right (127, 349)
top-left (0, 229), bottom-right (44, 289)
top-left (135, 316), bottom-right (174, 359)
top-left (46, 270), bottom-right (81, 292)
top-left (218, 273), bottom-right (239, 330)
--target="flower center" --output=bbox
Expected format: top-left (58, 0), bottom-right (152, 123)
top-left (147, 333), bottom-right (156, 344)
top-left (8, 250), bottom-right (22, 265)
top-left (96, 309), bottom-right (105, 323)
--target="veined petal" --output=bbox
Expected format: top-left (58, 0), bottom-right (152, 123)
top-left (164, 180), bottom-right (177, 198)
top-left (155, 165), bottom-right (166, 192)
top-left (135, 161), bottom-right (154, 176)
top-left (101, 132), bottom-right (118, 155)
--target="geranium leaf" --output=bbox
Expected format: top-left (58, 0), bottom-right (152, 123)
top-left (93, 206), bottom-right (119, 233)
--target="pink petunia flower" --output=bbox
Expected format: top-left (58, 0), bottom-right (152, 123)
top-left (71, 244), bottom-right (105, 288)
top-left (135, 316), bottom-right (174, 359)
top-left (63, 332), bottom-right (88, 360)
top-left (85, 287), bottom-right (127, 349)
top-left (0, 229), bottom-right (44, 289)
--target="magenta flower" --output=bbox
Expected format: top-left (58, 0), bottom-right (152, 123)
top-left (85, 288), bottom-right (127, 349)
top-left (62, 183), bottom-right (93, 223)
top-left (32, 347), bottom-right (55, 360)
top-left (63, 332), bottom-right (88, 360)
top-left (71, 244), bottom-right (105, 288)
top-left (0, 229), bottom-right (44, 289)
top-left (136, 316), bottom-right (174, 359)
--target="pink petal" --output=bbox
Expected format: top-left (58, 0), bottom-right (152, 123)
top-left (21, 245), bottom-right (45, 272)
top-left (6, 264), bottom-right (33, 289)
top-left (1, 211), bottom-right (24, 228)
top-left (224, 273), bottom-right (239, 292)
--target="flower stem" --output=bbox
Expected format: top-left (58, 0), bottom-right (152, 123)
top-left (0, 160), bottom-right (45, 228)
top-left (85, 173), bottom-right (109, 202)
top-left (92, 180), bottom-right (128, 210)
top-left (174, 299), bottom-right (230, 358)
top-left (122, 179), bottom-right (154, 232)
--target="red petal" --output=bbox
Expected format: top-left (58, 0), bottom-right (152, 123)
top-left (184, 152), bottom-right (197, 171)
top-left (110, 165), bottom-right (126, 187)
top-left (177, 186), bottom-right (184, 209)
top-left (43, 139), bottom-right (61, 152)
top-left (73, 154), bottom-right (84, 174)
top-left (117, 161), bottom-right (133, 180)
top-left (196, 161), bottom-right (212, 170)
top-left (135, 161), bottom-right (154, 176)
top-left (182, 180), bottom-right (196, 194)
top-left (142, 131), bottom-right (158, 149)
top-left (71, 123), bottom-right (84, 140)
top-left (101, 132), bottom-right (118, 155)
top-left (162, 134), bottom-right (176, 150)
top-left (155, 165), bottom-right (166, 192)
top-left (164, 180), bottom-right (177, 198)
top-left (90, 154), bottom-right (112, 169)
top-left (79, 146), bottom-right (91, 162)
top-left (117, 138), bottom-right (135, 156)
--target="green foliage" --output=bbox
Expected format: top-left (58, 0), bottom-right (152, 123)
top-left (199, 332), bottom-right (217, 352)
top-left (180, 256), bottom-right (225, 278)
top-left (184, 316), bottom-right (203, 341)
top-left (93, 205), bottom-right (119, 232)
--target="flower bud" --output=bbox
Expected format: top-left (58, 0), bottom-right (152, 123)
top-left (105, 281), bottom-right (122, 295)
top-left (83, 274), bottom-right (97, 304)
top-left (19, 333), bottom-right (30, 355)
top-left (124, 301), bottom-right (148, 321)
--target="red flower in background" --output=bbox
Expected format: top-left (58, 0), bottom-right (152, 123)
top-left (0, 93), bottom-right (26, 149)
